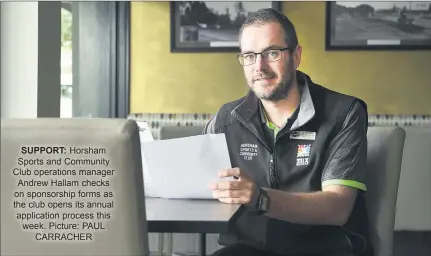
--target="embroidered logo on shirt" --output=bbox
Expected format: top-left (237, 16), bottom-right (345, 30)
top-left (239, 143), bottom-right (258, 161)
top-left (296, 144), bottom-right (311, 166)
top-left (297, 144), bottom-right (311, 157)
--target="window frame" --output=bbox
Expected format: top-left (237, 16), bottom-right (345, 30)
top-left (70, 1), bottom-right (130, 118)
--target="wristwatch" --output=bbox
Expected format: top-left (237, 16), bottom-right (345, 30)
top-left (255, 188), bottom-right (271, 215)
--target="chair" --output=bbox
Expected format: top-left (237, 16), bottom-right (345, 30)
top-left (159, 125), bottom-right (205, 140)
top-left (394, 127), bottom-right (431, 231)
top-left (1, 118), bottom-right (149, 256)
top-left (157, 125), bottom-right (205, 256)
top-left (364, 126), bottom-right (406, 256)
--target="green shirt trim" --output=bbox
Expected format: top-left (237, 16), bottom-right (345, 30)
top-left (322, 179), bottom-right (367, 191)
top-left (263, 111), bottom-right (280, 138)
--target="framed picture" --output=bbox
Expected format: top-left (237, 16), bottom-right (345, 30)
top-left (326, 1), bottom-right (431, 50)
top-left (170, 1), bottom-right (282, 52)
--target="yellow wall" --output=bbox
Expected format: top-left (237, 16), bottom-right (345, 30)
top-left (130, 2), bottom-right (431, 114)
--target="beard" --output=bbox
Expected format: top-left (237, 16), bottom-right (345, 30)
top-left (250, 56), bottom-right (295, 102)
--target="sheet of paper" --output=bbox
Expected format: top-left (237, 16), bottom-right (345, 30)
top-left (141, 133), bottom-right (232, 199)
top-left (136, 121), bottom-right (154, 142)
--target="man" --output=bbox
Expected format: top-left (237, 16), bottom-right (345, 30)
top-left (204, 8), bottom-right (373, 256)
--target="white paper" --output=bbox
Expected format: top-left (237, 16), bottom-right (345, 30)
top-left (136, 121), bottom-right (154, 142)
top-left (141, 133), bottom-right (232, 199)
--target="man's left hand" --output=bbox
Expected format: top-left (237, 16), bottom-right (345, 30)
top-left (209, 167), bottom-right (258, 205)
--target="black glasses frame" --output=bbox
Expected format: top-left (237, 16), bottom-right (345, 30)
top-left (237, 47), bottom-right (292, 66)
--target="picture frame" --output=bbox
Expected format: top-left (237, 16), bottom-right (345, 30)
top-left (170, 1), bottom-right (282, 52)
top-left (325, 1), bottom-right (431, 50)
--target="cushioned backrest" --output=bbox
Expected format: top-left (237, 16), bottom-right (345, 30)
top-left (365, 127), bottom-right (406, 256)
top-left (159, 125), bottom-right (205, 140)
top-left (394, 127), bottom-right (431, 230)
top-left (1, 118), bottom-right (149, 256)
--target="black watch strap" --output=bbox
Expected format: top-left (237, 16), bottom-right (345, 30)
top-left (256, 188), bottom-right (271, 215)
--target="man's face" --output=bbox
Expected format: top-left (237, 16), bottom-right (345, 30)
top-left (239, 22), bottom-right (300, 102)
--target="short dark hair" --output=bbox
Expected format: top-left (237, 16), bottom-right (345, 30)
top-left (238, 8), bottom-right (298, 50)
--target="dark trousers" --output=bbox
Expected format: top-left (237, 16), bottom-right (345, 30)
top-left (211, 243), bottom-right (355, 256)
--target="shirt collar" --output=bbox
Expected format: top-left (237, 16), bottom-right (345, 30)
top-left (291, 71), bottom-right (315, 130)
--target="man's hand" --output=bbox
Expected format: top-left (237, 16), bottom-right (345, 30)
top-left (209, 167), bottom-right (258, 205)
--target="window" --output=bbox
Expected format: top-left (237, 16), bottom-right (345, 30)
top-left (59, 2), bottom-right (130, 119)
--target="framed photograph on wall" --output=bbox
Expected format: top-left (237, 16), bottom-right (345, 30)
top-left (170, 1), bottom-right (282, 52)
top-left (326, 1), bottom-right (431, 50)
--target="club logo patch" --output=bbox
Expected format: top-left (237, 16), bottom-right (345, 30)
top-left (297, 144), bottom-right (311, 166)
top-left (297, 144), bottom-right (311, 157)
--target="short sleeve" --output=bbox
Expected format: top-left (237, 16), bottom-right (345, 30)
top-left (321, 101), bottom-right (368, 192)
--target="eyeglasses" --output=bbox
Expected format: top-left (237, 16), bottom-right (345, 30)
top-left (237, 47), bottom-right (291, 66)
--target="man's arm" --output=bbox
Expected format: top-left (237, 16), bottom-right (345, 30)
top-left (263, 101), bottom-right (368, 226)
top-left (264, 185), bottom-right (357, 226)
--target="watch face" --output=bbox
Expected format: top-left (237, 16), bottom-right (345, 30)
top-left (258, 189), bottom-right (270, 213)
top-left (261, 193), bottom-right (270, 211)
